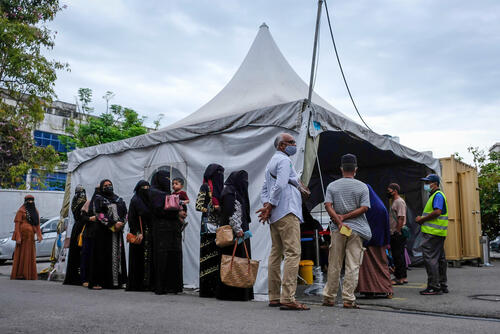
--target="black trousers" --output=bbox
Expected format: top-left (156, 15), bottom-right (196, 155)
top-left (390, 233), bottom-right (407, 280)
top-left (421, 233), bottom-right (447, 289)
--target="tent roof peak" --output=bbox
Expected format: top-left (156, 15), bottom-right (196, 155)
top-left (164, 23), bottom-right (348, 129)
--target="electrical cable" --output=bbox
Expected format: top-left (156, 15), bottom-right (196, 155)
top-left (324, 0), bottom-right (372, 131)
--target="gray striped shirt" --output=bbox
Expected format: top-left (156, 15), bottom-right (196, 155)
top-left (325, 178), bottom-right (372, 240)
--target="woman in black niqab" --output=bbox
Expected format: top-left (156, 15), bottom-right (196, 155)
top-left (216, 170), bottom-right (254, 301)
top-left (149, 170), bottom-right (183, 294)
top-left (126, 180), bottom-right (154, 291)
top-left (64, 185), bottom-right (88, 285)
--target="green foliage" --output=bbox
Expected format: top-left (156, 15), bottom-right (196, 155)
top-left (468, 146), bottom-right (500, 239)
top-left (61, 88), bottom-right (149, 151)
top-left (0, 0), bottom-right (68, 188)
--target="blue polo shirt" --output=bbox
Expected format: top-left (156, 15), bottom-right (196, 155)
top-left (432, 191), bottom-right (447, 215)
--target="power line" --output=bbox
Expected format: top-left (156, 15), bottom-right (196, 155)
top-left (324, 0), bottom-right (372, 131)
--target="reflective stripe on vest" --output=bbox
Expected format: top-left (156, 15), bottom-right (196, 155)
top-left (421, 190), bottom-right (448, 237)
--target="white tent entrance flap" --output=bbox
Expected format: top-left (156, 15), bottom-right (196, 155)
top-left (67, 24), bottom-right (439, 294)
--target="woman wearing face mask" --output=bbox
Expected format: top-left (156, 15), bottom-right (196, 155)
top-left (126, 180), bottom-right (153, 291)
top-left (64, 185), bottom-right (88, 285)
top-left (88, 179), bottom-right (128, 290)
top-left (11, 195), bottom-right (43, 280)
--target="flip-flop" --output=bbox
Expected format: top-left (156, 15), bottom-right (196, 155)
top-left (280, 302), bottom-right (310, 311)
top-left (343, 302), bottom-right (360, 309)
top-left (391, 280), bottom-right (404, 285)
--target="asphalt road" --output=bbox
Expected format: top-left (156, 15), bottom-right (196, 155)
top-left (0, 275), bottom-right (499, 334)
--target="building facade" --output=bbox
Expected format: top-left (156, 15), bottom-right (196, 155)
top-left (28, 100), bottom-right (82, 191)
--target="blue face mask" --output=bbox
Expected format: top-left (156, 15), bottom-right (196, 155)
top-left (284, 145), bottom-right (297, 156)
top-left (423, 184), bottom-right (431, 192)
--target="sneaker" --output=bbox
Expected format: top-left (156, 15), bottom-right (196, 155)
top-left (441, 286), bottom-right (449, 293)
top-left (420, 287), bottom-right (442, 295)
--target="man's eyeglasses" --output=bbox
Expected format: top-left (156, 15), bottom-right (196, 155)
top-left (282, 140), bottom-right (296, 145)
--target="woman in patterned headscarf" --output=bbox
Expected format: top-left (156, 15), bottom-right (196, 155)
top-left (195, 164), bottom-right (224, 298)
top-left (11, 195), bottom-right (42, 280)
top-left (64, 185), bottom-right (87, 285)
top-left (88, 179), bottom-right (127, 290)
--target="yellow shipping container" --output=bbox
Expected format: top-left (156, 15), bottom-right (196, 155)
top-left (439, 156), bottom-right (482, 262)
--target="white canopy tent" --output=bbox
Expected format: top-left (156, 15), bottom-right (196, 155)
top-left (67, 24), bottom-right (439, 294)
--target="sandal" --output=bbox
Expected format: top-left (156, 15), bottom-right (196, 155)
top-left (322, 300), bottom-right (335, 307)
top-left (343, 301), bottom-right (360, 309)
top-left (268, 300), bottom-right (281, 307)
top-left (387, 293), bottom-right (393, 299)
top-left (280, 302), bottom-right (310, 311)
top-left (402, 279), bottom-right (409, 284)
top-left (391, 279), bottom-right (404, 285)
top-left (92, 285), bottom-right (102, 290)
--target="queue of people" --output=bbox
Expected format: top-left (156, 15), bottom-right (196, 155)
top-left (10, 132), bottom-right (449, 308)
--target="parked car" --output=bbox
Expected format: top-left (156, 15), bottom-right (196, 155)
top-left (490, 236), bottom-right (500, 253)
top-left (0, 216), bottom-right (67, 264)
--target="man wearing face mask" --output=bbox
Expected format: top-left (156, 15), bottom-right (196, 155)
top-left (416, 174), bottom-right (449, 295)
top-left (257, 133), bottom-right (309, 311)
top-left (387, 183), bottom-right (407, 285)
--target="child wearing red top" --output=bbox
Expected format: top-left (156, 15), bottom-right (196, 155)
top-left (172, 177), bottom-right (189, 230)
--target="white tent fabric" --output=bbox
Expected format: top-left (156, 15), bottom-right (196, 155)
top-left (67, 24), bottom-right (440, 295)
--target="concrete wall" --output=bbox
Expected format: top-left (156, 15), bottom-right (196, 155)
top-left (0, 189), bottom-right (64, 236)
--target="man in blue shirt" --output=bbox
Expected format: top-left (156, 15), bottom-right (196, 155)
top-left (258, 133), bottom-right (309, 311)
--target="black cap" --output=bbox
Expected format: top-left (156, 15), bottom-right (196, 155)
top-left (421, 174), bottom-right (440, 184)
top-left (341, 153), bottom-right (357, 166)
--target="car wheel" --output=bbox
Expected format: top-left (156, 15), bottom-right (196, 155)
top-left (0, 259), bottom-right (6, 265)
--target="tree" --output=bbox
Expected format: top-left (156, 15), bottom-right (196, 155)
top-left (468, 146), bottom-right (500, 239)
top-left (61, 88), bottom-right (150, 151)
top-left (0, 0), bottom-right (68, 188)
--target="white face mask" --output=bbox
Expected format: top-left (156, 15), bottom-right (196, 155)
top-left (423, 184), bottom-right (431, 192)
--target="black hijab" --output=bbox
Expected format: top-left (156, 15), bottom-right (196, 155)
top-left (203, 164), bottom-right (224, 202)
top-left (134, 180), bottom-right (150, 203)
top-left (24, 195), bottom-right (39, 226)
top-left (222, 170), bottom-right (251, 225)
top-left (132, 180), bottom-right (151, 216)
top-left (151, 170), bottom-right (171, 194)
top-left (99, 179), bottom-right (117, 201)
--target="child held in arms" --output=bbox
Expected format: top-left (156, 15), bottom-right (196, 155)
top-left (172, 177), bottom-right (190, 231)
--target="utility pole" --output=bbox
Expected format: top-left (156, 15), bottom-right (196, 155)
top-left (307, 0), bottom-right (324, 107)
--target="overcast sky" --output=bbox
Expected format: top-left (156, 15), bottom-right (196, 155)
top-left (48, 0), bottom-right (499, 164)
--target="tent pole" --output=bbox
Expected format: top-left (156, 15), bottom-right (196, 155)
top-left (307, 0), bottom-right (324, 107)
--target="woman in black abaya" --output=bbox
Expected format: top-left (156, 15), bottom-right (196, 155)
top-left (63, 185), bottom-right (87, 285)
top-left (216, 170), bottom-right (254, 301)
top-left (88, 179), bottom-right (127, 290)
top-left (149, 170), bottom-right (183, 294)
top-left (126, 180), bottom-right (153, 291)
top-left (195, 164), bottom-right (224, 298)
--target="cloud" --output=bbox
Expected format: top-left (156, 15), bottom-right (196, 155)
top-left (47, 0), bottom-right (499, 164)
